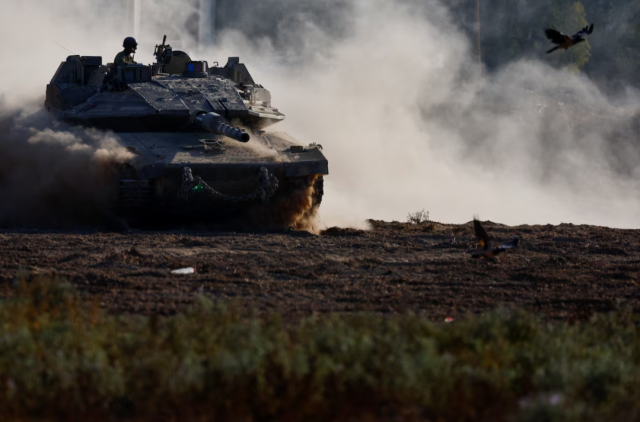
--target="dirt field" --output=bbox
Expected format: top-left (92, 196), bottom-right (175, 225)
top-left (1, 220), bottom-right (639, 320)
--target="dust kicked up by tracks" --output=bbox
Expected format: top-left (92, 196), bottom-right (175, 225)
top-left (0, 106), bottom-right (133, 228)
top-left (1, 220), bottom-right (638, 321)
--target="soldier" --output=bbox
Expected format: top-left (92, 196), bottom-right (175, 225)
top-left (114, 37), bottom-right (138, 67)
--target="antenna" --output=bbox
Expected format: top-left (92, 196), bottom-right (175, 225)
top-left (52, 40), bottom-right (76, 55)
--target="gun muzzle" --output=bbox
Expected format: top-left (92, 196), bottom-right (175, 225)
top-left (195, 112), bottom-right (250, 143)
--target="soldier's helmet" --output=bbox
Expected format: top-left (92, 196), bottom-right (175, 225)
top-left (123, 37), bottom-right (138, 48)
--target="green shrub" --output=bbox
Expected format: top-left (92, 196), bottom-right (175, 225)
top-left (0, 275), bottom-right (639, 421)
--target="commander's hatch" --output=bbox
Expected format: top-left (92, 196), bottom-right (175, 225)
top-left (117, 65), bottom-right (153, 83)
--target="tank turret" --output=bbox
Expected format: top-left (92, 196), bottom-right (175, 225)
top-left (44, 36), bottom-right (328, 230)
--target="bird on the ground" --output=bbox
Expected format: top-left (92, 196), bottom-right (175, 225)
top-left (544, 23), bottom-right (594, 54)
top-left (471, 219), bottom-right (518, 259)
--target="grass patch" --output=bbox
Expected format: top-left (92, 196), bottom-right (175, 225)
top-left (0, 274), bottom-right (640, 421)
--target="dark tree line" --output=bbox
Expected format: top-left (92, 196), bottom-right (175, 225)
top-left (211, 0), bottom-right (640, 90)
top-left (450, 0), bottom-right (640, 90)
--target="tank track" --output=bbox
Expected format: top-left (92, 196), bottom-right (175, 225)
top-left (118, 180), bottom-right (154, 208)
top-left (312, 175), bottom-right (324, 207)
top-left (115, 175), bottom-right (324, 230)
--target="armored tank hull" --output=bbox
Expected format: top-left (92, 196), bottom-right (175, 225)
top-left (44, 44), bottom-right (328, 230)
top-left (114, 130), bottom-right (326, 228)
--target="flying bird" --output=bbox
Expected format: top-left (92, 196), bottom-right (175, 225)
top-left (544, 23), bottom-right (594, 54)
top-left (471, 219), bottom-right (519, 259)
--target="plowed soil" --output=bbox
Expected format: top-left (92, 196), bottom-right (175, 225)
top-left (1, 220), bottom-right (639, 320)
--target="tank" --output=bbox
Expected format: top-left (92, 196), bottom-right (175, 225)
top-left (44, 36), bottom-right (328, 230)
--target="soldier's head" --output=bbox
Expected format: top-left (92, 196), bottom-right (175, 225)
top-left (123, 37), bottom-right (138, 54)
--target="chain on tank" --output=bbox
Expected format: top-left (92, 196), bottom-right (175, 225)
top-left (179, 167), bottom-right (279, 203)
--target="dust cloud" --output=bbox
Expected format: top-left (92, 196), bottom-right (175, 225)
top-left (2, 0), bottom-right (640, 229)
top-left (0, 106), bottom-right (133, 227)
top-left (210, 0), bottom-right (640, 228)
top-left (0, 1), bottom-right (137, 228)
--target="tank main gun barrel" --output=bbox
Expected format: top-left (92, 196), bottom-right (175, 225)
top-left (195, 112), bottom-right (250, 143)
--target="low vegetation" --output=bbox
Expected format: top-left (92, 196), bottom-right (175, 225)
top-left (0, 274), bottom-right (639, 421)
top-left (406, 209), bottom-right (430, 225)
